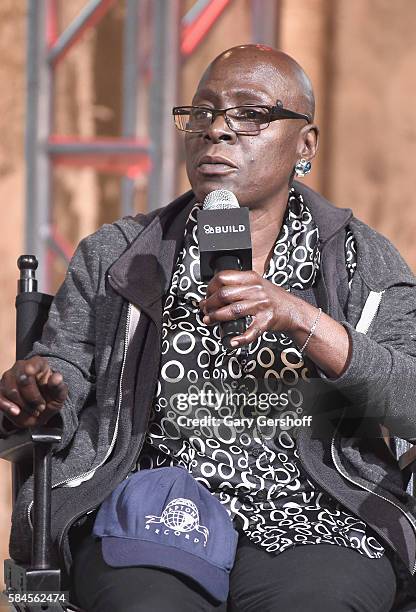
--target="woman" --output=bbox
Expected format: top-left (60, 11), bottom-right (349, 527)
top-left (1, 45), bottom-right (416, 611)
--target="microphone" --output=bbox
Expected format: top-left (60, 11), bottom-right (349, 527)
top-left (197, 189), bottom-right (252, 349)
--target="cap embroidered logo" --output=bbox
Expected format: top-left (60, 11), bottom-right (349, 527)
top-left (145, 497), bottom-right (210, 545)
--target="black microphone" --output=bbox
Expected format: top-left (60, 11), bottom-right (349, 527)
top-left (197, 189), bottom-right (252, 349)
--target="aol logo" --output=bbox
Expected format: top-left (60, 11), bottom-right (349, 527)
top-left (203, 224), bottom-right (246, 234)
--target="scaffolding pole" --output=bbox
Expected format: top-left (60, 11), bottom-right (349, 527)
top-left (25, 0), bottom-right (52, 292)
top-left (148, 0), bottom-right (181, 210)
top-left (121, 0), bottom-right (139, 217)
top-left (251, 0), bottom-right (279, 46)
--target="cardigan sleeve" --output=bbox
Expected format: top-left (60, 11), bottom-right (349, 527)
top-left (318, 227), bottom-right (416, 441)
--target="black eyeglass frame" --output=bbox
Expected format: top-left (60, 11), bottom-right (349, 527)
top-left (172, 100), bottom-right (311, 134)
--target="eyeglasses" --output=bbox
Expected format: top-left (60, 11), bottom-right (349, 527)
top-left (172, 100), bottom-right (311, 135)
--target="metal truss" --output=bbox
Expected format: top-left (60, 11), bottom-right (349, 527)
top-left (25, 0), bottom-right (277, 290)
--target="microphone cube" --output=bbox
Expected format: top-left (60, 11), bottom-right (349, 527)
top-left (197, 208), bottom-right (252, 281)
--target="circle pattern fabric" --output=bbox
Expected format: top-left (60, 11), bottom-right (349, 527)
top-left (133, 189), bottom-right (385, 560)
top-left (345, 228), bottom-right (357, 289)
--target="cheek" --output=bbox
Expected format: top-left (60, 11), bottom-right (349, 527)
top-left (248, 133), bottom-right (296, 174)
top-left (184, 142), bottom-right (198, 183)
top-left (184, 134), bottom-right (199, 165)
top-left (184, 141), bottom-right (192, 168)
top-left (185, 155), bottom-right (193, 180)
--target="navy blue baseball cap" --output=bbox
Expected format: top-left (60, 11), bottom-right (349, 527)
top-left (93, 466), bottom-right (239, 602)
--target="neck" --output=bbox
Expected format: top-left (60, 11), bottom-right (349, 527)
top-left (249, 189), bottom-right (289, 275)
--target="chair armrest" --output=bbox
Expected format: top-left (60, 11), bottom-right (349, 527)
top-left (0, 429), bottom-right (33, 463)
top-left (0, 423), bottom-right (63, 464)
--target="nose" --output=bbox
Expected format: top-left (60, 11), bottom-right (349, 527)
top-left (203, 113), bottom-right (237, 144)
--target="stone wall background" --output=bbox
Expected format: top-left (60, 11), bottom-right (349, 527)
top-left (1, 0), bottom-right (415, 592)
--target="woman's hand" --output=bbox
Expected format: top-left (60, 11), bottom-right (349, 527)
top-left (199, 270), bottom-right (300, 347)
top-left (0, 356), bottom-right (68, 429)
top-left (199, 270), bottom-right (351, 378)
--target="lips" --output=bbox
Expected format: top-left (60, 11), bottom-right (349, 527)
top-left (197, 155), bottom-right (238, 175)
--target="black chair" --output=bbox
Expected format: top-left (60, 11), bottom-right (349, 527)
top-left (0, 256), bottom-right (83, 612)
top-left (1, 255), bottom-right (416, 611)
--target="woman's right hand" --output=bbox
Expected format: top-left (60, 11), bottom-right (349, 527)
top-left (0, 356), bottom-right (68, 429)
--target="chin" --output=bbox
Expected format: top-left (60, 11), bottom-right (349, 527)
top-left (191, 179), bottom-right (242, 204)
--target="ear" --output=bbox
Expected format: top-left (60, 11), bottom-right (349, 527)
top-left (297, 124), bottom-right (319, 161)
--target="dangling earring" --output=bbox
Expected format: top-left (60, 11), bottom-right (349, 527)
top-left (294, 158), bottom-right (312, 177)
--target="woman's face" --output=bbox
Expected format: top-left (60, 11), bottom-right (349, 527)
top-left (184, 53), bottom-right (314, 211)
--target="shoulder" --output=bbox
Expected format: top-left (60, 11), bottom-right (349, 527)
top-left (75, 190), bottom-right (196, 265)
top-left (114, 189), bottom-right (195, 242)
top-left (348, 216), bottom-right (402, 253)
top-left (347, 217), bottom-right (415, 289)
top-left (295, 181), bottom-right (415, 289)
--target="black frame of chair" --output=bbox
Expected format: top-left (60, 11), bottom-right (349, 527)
top-left (0, 256), bottom-right (83, 612)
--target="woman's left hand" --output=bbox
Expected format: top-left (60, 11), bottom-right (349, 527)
top-left (199, 270), bottom-right (301, 347)
top-left (200, 269), bottom-right (351, 377)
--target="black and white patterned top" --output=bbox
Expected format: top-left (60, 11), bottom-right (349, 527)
top-left (133, 188), bottom-right (385, 560)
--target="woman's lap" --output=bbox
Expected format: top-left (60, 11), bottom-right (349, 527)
top-left (71, 533), bottom-right (226, 612)
top-left (71, 531), bottom-right (397, 612)
top-left (229, 534), bottom-right (396, 612)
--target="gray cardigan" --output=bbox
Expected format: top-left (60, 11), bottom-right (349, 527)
top-left (3, 183), bottom-right (416, 607)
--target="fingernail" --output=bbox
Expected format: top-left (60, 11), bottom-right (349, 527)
top-left (230, 339), bottom-right (239, 347)
top-left (19, 374), bottom-right (28, 382)
top-left (10, 406), bottom-right (20, 415)
top-left (203, 316), bottom-right (210, 324)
